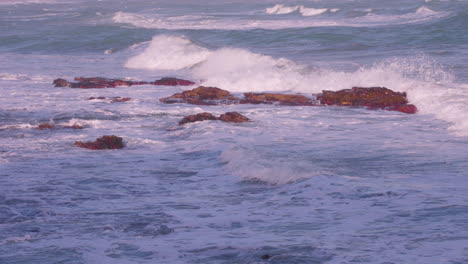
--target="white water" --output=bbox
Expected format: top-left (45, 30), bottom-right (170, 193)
top-left (113, 5), bottom-right (447, 30)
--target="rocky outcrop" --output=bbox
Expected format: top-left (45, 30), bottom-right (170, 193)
top-left (317, 87), bottom-right (417, 113)
top-left (53, 77), bottom-right (195, 89)
top-left (162, 86), bottom-right (417, 114)
top-left (178, 113), bottom-right (218, 125)
top-left (218, 112), bottom-right (251, 123)
top-left (74, 135), bottom-right (124, 150)
top-left (152, 77), bottom-right (195, 86)
top-left (179, 112), bottom-right (250, 125)
top-left (36, 123), bottom-right (84, 130)
top-left (241, 93), bottom-right (316, 106)
top-left (160, 86), bottom-right (239, 105)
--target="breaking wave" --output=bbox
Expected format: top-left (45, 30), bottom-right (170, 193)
top-left (266, 4), bottom-right (339, 16)
top-left (113, 5), bottom-right (447, 30)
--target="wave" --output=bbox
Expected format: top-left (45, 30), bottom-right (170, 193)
top-left (126, 35), bottom-right (468, 136)
top-left (0, 73), bottom-right (49, 81)
top-left (266, 4), bottom-right (338, 16)
top-left (113, 6), bottom-right (446, 30)
top-left (265, 4), bottom-right (300, 15)
top-left (125, 35), bottom-right (211, 70)
top-left (221, 147), bottom-right (316, 184)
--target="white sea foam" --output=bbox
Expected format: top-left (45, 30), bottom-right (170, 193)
top-left (265, 4), bottom-right (299, 15)
top-left (0, 73), bottom-right (49, 81)
top-left (125, 35), bottom-right (210, 70)
top-left (265, 4), bottom-right (332, 16)
top-left (113, 6), bottom-right (445, 30)
top-left (298, 6), bottom-right (328, 16)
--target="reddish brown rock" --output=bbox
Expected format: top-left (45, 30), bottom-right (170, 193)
top-left (74, 135), bottom-right (124, 150)
top-left (160, 86), bottom-right (239, 105)
top-left (178, 112), bottom-right (218, 125)
top-left (318, 87), bottom-right (417, 114)
top-left (241, 93), bottom-right (316, 106)
top-left (218, 112), bottom-right (250, 123)
top-left (152, 77), bottom-right (195, 86)
top-left (88, 96), bottom-right (106, 100)
top-left (63, 125), bottom-right (85, 129)
top-left (36, 123), bottom-right (84, 130)
top-left (179, 112), bottom-right (250, 125)
top-left (36, 123), bottom-right (55, 130)
top-left (386, 104), bottom-right (418, 114)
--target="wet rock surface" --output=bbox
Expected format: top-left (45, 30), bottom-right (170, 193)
top-left (88, 97), bottom-right (131, 103)
top-left (160, 86), bottom-right (239, 105)
top-left (241, 92), bottom-right (316, 106)
top-left (36, 123), bottom-right (84, 130)
top-left (218, 112), bottom-right (251, 123)
top-left (318, 87), bottom-right (417, 113)
top-left (179, 112), bottom-right (250, 125)
top-left (178, 113), bottom-right (218, 125)
top-left (53, 77), bottom-right (195, 89)
top-left (152, 77), bottom-right (195, 86)
top-left (162, 86), bottom-right (417, 114)
top-left (74, 135), bottom-right (124, 150)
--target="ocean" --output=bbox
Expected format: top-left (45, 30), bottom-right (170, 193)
top-left (1, 0), bottom-right (468, 263)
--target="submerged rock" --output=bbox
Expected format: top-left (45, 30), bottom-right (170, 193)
top-left (36, 123), bottom-right (55, 130)
top-left (152, 77), bottom-right (195, 86)
top-left (160, 86), bottom-right (239, 105)
top-left (74, 135), bottom-right (124, 150)
top-left (87, 96), bottom-right (131, 103)
top-left (63, 125), bottom-right (85, 129)
top-left (241, 93), bottom-right (316, 106)
top-left (318, 87), bottom-right (417, 113)
top-left (179, 112), bottom-right (250, 125)
top-left (36, 123), bottom-right (84, 130)
top-left (88, 96), bottom-right (107, 100)
top-left (54, 76), bottom-right (195, 89)
top-left (110, 97), bottom-right (131, 103)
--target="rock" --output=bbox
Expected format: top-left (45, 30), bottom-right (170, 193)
top-left (63, 125), bottom-right (85, 129)
top-left (260, 254), bottom-right (271, 260)
top-left (160, 86), bottom-right (239, 105)
top-left (54, 77), bottom-right (149, 89)
top-left (318, 87), bottom-right (417, 114)
top-left (179, 112), bottom-right (218, 125)
top-left (241, 93), bottom-right (316, 106)
top-left (36, 123), bottom-right (84, 130)
top-left (387, 104), bottom-right (417, 114)
top-left (74, 135), bottom-right (124, 150)
top-left (88, 96), bottom-right (131, 103)
top-left (218, 112), bottom-right (250, 123)
top-left (53, 78), bottom-right (71, 87)
top-left (152, 77), bottom-right (195, 86)
top-left (36, 123), bottom-right (55, 130)
top-left (179, 112), bottom-right (250, 125)
top-left (110, 97), bottom-right (131, 103)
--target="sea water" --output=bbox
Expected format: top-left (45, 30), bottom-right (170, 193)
top-left (1, 0), bottom-right (468, 263)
